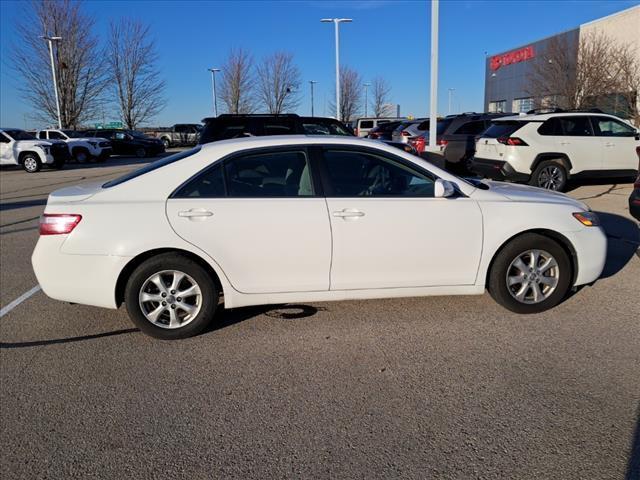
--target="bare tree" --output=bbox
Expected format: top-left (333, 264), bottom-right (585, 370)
top-left (257, 52), bottom-right (301, 114)
top-left (107, 19), bottom-right (166, 129)
top-left (611, 43), bottom-right (640, 126)
top-left (527, 31), bottom-right (636, 117)
top-left (331, 66), bottom-right (362, 121)
top-left (10, 0), bottom-right (108, 128)
top-left (219, 49), bottom-right (257, 114)
top-left (371, 76), bottom-right (392, 117)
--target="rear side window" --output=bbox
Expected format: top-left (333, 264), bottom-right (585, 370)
top-left (225, 150), bottom-right (314, 197)
top-left (263, 124), bottom-right (294, 135)
top-left (538, 118), bottom-right (562, 136)
top-left (558, 117), bottom-right (593, 136)
top-left (174, 164), bottom-right (225, 198)
top-left (483, 121), bottom-right (527, 138)
top-left (359, 120), bottom-right (374, 129)
top-left (103, 147), bottom-right (201, 188)
top-left (453, 120), bottom-right (487, 135)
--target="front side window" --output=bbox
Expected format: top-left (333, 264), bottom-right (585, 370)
top-left (591, 116), bottom-right (636, 137)
top-left (37, 131), bottom-right (47, 139)
top-left (558, 117), bottom-right (592, 136)
top-left (323, 149), bottom-right (435, 197)
top-left (0, 133), bottom-right (10, 143)
top-left (225, 150), bottom-right (314, 197)
top-left (48, 131), bottom-right (66, 140)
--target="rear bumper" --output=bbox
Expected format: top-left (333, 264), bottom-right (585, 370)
top-left (629, 188), bottom-right (640, 221)
top-left (32, 236), bottom-right (130, 309)
top-left (470, 157), bottom-right (530, 182)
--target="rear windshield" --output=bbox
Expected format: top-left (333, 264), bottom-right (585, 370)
top-left (102, 147), bottom-right (201, 188)
top-left (483, 121), bottom-right (527, 138)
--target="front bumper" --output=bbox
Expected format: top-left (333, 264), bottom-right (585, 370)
top-left (470, 157), bottom-right (530, 182)
top-left (98, 147), bottom-right (113, 159)
top-left (32, 236), bottom-right (130, 309)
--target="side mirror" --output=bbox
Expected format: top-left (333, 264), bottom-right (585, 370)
top-left (434, 179), bottom-right (456, 198)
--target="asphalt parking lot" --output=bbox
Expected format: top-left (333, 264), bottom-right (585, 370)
top-left (1, 155), bottom-right (639, 479)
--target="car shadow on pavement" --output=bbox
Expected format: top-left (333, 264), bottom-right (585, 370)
top-left (627, 402), bottom-right (640, 480)
top-left (565, 177), bottom-right (636, 194)
top-left (0, 198), bottom-right (47, 211)
top-left (203, 304), bottom-right (321, 335)
top-left (0, 327), bottom-right (139, 349)
top-left (596, 211), bottom-right (640, 278)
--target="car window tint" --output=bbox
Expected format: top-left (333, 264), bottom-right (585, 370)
top-left (303, 123), bottom-right (331, 135)
top-left (225, 150), bottom-right (314, 197)
top-left (323, 149), bottom-right (435, 197)
top-left (37, 131), bottom-right (47, 139)
top-left (359, 120), bottom-right (374, 129)
top-left (48, 131), bottom-right (65, 140)
top-left (454, 120), bottom-right (486, 135)
top-left (483, 121), bottom-right (527, 138)
top-left (558, 117), bottom-right (592, 136)
top-left (592, 117), bottom-right (636, 137)
top-left (174, 163), bottom-right (225, 198)
top-left (0, 133), bottom-right (9, 143)
top-left (538, 118), bottom-right (561, 136)
top-left (264, 124), bottom-right (293, 135)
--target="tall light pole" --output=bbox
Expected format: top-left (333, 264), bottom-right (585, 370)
top-left (208, 68), bottom-right (220, 117)
top-left (363, 82), bottom-right (371, 117)
top-left (448, 88), bottom-right (455, 115)
top-left (428, 0), bottom-right (439, 149)
top-left (309, 80), bottom-right (317, 117)
top-left (41, 35), bottom-right (62, 129)
top-left (321, 18), bottom-right (352, 121)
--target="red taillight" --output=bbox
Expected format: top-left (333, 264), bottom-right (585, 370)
top-left (39, 214), bottom-right (82, 235)
top-left (369, 132), bottom-right (380, 139)
top-left (437, 139), bottom-right (448, 147)
top-left (497, 137), bottom-right (528, 146)
top-left (355, 128), bottom-right (359, 136)
top-left (401, 130), bottom-right (410, 136)
top-left (410, 137), bottom-right (426, 153)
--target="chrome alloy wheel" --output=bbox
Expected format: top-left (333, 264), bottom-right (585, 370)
top-left (506, 249), bottom-right (559, 304)
top-left (24, 157), bottom-right (38, 172)
top-left (138, 270), bottom-right (202, 329)
top-left (537, 166), bottom-right (564, 190)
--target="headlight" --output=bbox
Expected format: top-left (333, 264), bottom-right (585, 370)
top-left (42, 146), bottom-right (50, 154)
top-left (573, 211), bottom-right (600, 227)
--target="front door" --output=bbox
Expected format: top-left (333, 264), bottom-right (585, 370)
top-left (319, 147), bottom-right (483, 290)
top-left (166, 147), bottom-right (331, 294)
top-left (591, 115), bottom-right (639, 171)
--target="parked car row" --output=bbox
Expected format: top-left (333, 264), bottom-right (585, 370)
top-left (1, 128), bottom-right (69, 172)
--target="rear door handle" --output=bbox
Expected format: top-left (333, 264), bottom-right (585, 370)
top-left (332, 209), bottom-right (365, 219)
top-left (560, 141), bottom-right (571, 145)
top-left (178, 209), bottom-right (213, 218)
top-left (605, 142), bottom-right (615, 147)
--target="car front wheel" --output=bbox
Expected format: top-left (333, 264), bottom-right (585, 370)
top-left (22, 154), bottom-right (42, 173)
top-left (124, 253), bottom-right (219, 339)
top-left (488, 233), bottom-right (572, 314)
top-left (135, 147), bottom-right (147, 158)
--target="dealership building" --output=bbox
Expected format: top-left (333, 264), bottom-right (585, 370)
top-left (484, 5), bottom-right (640, 119)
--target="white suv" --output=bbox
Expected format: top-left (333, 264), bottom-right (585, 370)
top-left (36, 129), bottom-right (112, 163)
top-left (471, 112), bottom-right (640, 191)
top-left (0, 128), bottom-right (68, 172)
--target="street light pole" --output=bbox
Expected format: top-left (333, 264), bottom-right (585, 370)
top-left (428, 0), bottom-right (439, 149)
top-left (321, 18), bottom-right (352, 121)
top-left (309, 80), bottom-right (317, 117)
top-left (364, 82), bottom-right (371, 117)
top-left (448, 88), bottom-right (455, 115)
top-left (208, 68), bottom-right (220, 117)
top-left (42, 35), bottom-right (62, 129)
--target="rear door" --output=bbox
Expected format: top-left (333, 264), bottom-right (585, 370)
top-left (166, 146), bottom-right (332, 294)
top-left (590, 116), bottom-right (639, 171)
top-left (553, 116), bottom-right (602, 173)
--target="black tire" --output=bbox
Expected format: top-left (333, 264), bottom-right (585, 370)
top-left (51, 159), bottom-right (66, 169)
top-left (135, 147), bottom-right (147, 158)
top-left (488, 233), bottom-right (572, 314)
top-left (161, 138), bottom-right (170, 150)
top-left (529, 159), bottom-right (568, 191)
top-left (22, 153), bottom-right (41, 173)
top-left (73, 148), bottom-right (90, 163)
top-left (124, 253), bottom-right (218, 339)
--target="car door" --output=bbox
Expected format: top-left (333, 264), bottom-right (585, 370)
top-left (590, 116), bottom-right (639, 171)
top-left (553, 116), bottom-right (603, 173)
top-left (0, 133), bottom-right (13, 165)
top-left (319, 147), bottom-right (483, 290)
top-left (166, 147), bottom-right (332, 294)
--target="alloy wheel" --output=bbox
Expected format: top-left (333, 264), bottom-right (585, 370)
top-left (24, 158), bottom-right (38, 172)
top-left (537, 166), bottom-right (564, 190)
top-left (138, 270), bottom-right (202, 329)
top-left (506, 249), bottom-right (559, 304)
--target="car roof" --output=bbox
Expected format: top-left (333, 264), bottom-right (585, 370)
top-left (199, 134), bottom-right (403, 151)
top-left (495, 112), bottom-right (624, 122)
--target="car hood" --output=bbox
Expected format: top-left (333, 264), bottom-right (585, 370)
top-left (481, 180), bottom-right (589, 210)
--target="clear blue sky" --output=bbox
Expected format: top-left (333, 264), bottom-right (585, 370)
top-left (1, 0), bottom-right (638, 128)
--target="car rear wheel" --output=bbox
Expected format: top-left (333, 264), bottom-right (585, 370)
top-left (488, 233), bottom-right (572, 314)
top-left (530, 160), bottom-right (567, 191)
top-left (22, 154), bottom-right (42, 173)
top-left (73, 148), bottom-right (90, 163)
top-left (124, 253), bottom-right (219, 339)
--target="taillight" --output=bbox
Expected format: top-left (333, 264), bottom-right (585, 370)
top-left (355, 128), bottom-right (359, 136)
top-left (437, 139), bottom-right (448, 147)
top-left (410, 137), bottom-right (426, 153)
top-left (369, 132), bottom-right (379, 139)
top-left (401, 130), bottom-right (410, 136)
top-left (39, 214), bottom-right (82, 235)
top-left (497, 137), bottom-right (528, 146)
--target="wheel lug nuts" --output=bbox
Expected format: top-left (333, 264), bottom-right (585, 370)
top-left (161, 293), bottom-right (166, 298)
top-left (171, 304), bottom-right (176, 309)
top-left (171, 290), bottom-right (176, 294)
top-left (177, 297), bottom-right (182, 302)
top-left (162, 301), bottom-right (166, 306)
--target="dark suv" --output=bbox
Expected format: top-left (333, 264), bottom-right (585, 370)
top-left (83, 129), bottom-right (165, 158)
top-left (198, 114), bottom-right (352, 144)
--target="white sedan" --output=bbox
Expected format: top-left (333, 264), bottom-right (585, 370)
top-left (32, 136), bottom-right (607, 339)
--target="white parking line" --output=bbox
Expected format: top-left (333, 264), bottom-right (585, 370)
top-left (0, 286), bottom-right (41, 318)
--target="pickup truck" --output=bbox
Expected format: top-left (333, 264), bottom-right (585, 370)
top-left (36, 129), bottom-right (112, 163)
top-left (144, 124), bottom-right (202, 149)
top-left (1, 128), bottom-right (69, 172)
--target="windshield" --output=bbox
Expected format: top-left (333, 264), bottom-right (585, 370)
top-left (128, 130), bottom-right (149, 139)
top-left (3, 130), bottom-right (37, 141)
top-left (61, 130), bottom-right (83, 138)
top-left (103, 147), bottom-right (201, 188)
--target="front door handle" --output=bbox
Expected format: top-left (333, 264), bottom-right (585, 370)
top-left (178, 209), bottom-right (213, 218)
top-left (560, 141), bottom-right (571, 145)
top-left (604, 142), bottom-right (615, 147)
top-left (332, 209), bottom-right (365, 219)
